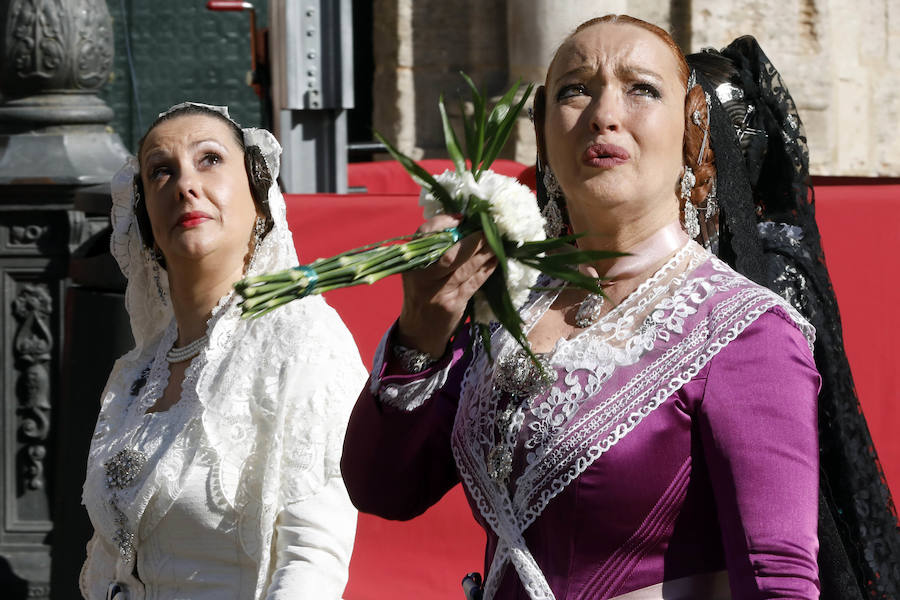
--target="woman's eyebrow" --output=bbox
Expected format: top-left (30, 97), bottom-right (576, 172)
top-left (141, 147), bottom-right (168, 165)
top-left (615, 64), bottom-right (664, 83)
top-left (142, 139), bottom-right (228, 164)
top-left (552, 65), bottom-right (595, 87)
top-left (192, 138), bottom-right (229, 152)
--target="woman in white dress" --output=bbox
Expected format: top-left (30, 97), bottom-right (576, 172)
top-left (80, 103), bottom-right (366, 600)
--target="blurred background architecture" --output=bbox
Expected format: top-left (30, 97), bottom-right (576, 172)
top-left (0, 0), bottom-right (896, 598)
top-left (373, 0), bottom-right (900, 176)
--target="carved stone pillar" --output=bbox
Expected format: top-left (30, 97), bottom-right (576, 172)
top-left (0, 0), bottom-right (128, 183)
top-left (0, 0), bottom-right (129, 597)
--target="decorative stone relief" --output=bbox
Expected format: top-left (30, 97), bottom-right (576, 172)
top-left (73, 0), bottom-right (114, 89)
top-left (3, 0), bottom-right (114, 94)
top-left (12, 283), bottom-right (53, 491)
top-left (9, 223), bottom-right (49, 246)
top-left (8, 0), bottom-right (67, 83)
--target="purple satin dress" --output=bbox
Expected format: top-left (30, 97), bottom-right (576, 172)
top-left (342, 247), bottom-right (821, 600)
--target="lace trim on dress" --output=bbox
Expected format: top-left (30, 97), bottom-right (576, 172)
top-left (86, 120), bottom-right (367, 599)
top-left (370, 328), bottom-right (454, 411)
top-left (450, 242), bottom-right (814, 599)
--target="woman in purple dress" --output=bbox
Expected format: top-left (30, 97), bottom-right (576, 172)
top-left (341, 15), bottom-right (820, 600)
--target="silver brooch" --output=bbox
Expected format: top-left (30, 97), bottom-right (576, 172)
top-left (112, 524), bottom-right (137, 560)
top-left (487, 350), bottom-right (555, 485)
top-left (487, 445), bottom-right (514, 484)
top-left (494, 350), bottom-right (554, 398)
top-left (107, 495), bottom-right (137, 562)
top-left (104, 448), bottom-right (147, 489)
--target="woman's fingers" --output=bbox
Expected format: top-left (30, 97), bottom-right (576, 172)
top-left (440, 240), bottom-right (495, 286)
top-left (417, 213), bottom-right (462, 235)
top-left (437, 231), bottom-right (488, 271)
top-left (397, 222), bottom-right (499, 356)
top-left (455, 255), bottom-right (498, 299)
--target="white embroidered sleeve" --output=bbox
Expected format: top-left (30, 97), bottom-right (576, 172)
top-left (369, 327), bottom-right (453, 412)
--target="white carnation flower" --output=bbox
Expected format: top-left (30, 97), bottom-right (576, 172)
top-left (472, 291), bottom-right (494, 324)
top-left (419, 169), bottom-right (482, 218)
top-left (421, 170), bottom-right (545, 246)
top-left (472, 253), bottom-right (540, 324)
top-left (477, 170), bottom-right (546, 244)
top-left (420, 169), bottom-right (545, 324)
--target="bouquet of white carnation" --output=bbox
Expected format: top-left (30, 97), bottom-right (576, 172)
top-left (235, 74), bottom-right (615, 366)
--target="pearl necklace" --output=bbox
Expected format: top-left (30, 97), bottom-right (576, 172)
top-left (165, 334), bottom-right (209, 363)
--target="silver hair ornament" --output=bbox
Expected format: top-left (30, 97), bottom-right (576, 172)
top-left (692, 92), bottom-right (713, 166)
top-left (704, 177), bottom-right (718, 218)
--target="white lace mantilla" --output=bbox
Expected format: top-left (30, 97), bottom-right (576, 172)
top-left (450, 241), bottom-right (814, 599)
top-left (81, 115), bottom-right (366, 599)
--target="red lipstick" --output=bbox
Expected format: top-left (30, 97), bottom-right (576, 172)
top-left (582, 143), bottom-right (630, 168)
top-left (177, 211), bottom-right (211, 228)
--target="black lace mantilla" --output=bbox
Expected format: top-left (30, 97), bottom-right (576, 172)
top-left (689, 37), bottom-right (900, 599)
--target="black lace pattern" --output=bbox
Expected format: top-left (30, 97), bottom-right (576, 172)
top-left (690, 37), bottom-right (900, 599)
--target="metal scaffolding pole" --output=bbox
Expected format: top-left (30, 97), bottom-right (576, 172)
top-left (269, 0), bottom-right (354, 193)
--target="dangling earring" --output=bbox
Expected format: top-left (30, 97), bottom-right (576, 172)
top-left (541, 166), bottom-right (565, 238)
top-left (254, 216), bottom-right (266, 244)
top-left (246, 216), bottom-right (267, 273)
top-left (680, 167), bottom-right (700, 239)
top-left (704, 176), bottom-right (718, 218)
top-left (144, 245), bottom-right (167, 303)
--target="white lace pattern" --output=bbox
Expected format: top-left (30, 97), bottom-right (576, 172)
top-left (450, 241), bottom-right (814, 599)
top-left (81, 106), bottom-right (366, 599)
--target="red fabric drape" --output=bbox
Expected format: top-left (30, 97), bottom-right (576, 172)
top-left (813, 184), bottom-right (900, 499)
top-left (348, 159), bottom-right (533, 195)
top-left (285, 177), bottom-right (899, 600)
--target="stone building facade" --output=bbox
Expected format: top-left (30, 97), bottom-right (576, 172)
top-left (372, 0), bottom-right (900, 176)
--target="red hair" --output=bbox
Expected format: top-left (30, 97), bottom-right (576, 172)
top-left (568, 15), bottom-right (690, 87)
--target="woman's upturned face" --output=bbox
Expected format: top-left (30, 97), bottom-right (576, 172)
top-left (544, 22), bottom-right (686, 230)
top-left (139, 114), bottom-right (257, 272)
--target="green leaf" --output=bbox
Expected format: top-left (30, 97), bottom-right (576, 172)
top-left (478, 271), bottom-right (545, 373)
top-left (517, 257), bottom-right (604, 294)
top-left (480, 271), bottom-right (523, 337)
top-left (439, 94), bottom-right (466, 173)
top-left (485, 79), bottom-right (521, 133)
top-left (506, 233), bottom-right (590, 255)
top-left (476, 321), bottom-right (493, 363)
top-left (532, 249), bottom-right (626, 268)
top-left (460, 72), bottom-right (487, 174)
top-left (460, 72), bottom-right (485, 127)
top-left (459, 96), bottom-right (476, 165)
top-left (373, 130), bottom-right (461, 212)
top-left (479, 82), bottom-right (534, 174)
top-left (478, 209), bottom-right (508, 279)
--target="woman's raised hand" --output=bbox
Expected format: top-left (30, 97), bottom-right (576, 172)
top-left (396, 214), bottom-right (497, 357)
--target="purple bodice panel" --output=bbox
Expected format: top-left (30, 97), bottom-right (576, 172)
top-left (342, 252), bottom-right (821, 600)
